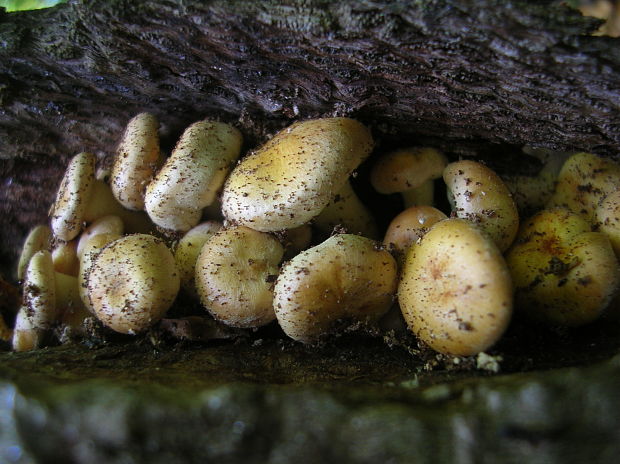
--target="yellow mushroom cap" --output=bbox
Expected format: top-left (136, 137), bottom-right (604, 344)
top-left (12, 306), bottom-right (40, 352)
top-left (52, 240), bottom-right (79, 277)
top-left (22, 250), bottom-right (58, 331)
top-left (370, 147), bottom-right (447, 195)
top-left (77, 215), bottom-right (125, 258)
top-left (274, 234), bottom-right (398, 343)
top-left (144, 120), bottom-right (243, 232)
top-left (595, 189), bottom-right (620, 257)
top-left (17, 224), bottom-right (51, 281)
top-left (195, 226), bottom-right (284, 328)
top-left (221, 117), bottom-right (374, 232)
top-left (49, 152), bottom-right (96, 241)
top-left (398, 218), bottom-right (513, 356)
top-left (506, 207), bottom-right (620, 326)
top-left (547, 152), bottom-right (620, 222)
top-left (111, 112), bottom-right (162, 211)
top-left (383, 206), bottom-right (447, 264)
top-left (443, 160), bottom-right (519, 252)
top-left (174, 220), bottom-right (223, 294)
top-left (87, 234), bottom-right (180, 334)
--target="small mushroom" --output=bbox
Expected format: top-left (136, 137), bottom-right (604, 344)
top-left (87, 234), bottom-right (180, 334)
top-left (174, 220), bottom-right (223, 294)
top-left (595, 189), bottom-right (620, 257)
top-left (221, 117), bottom-right (374, 232)
top-left (195, 226), bottom-right (284, 328)
top-left (76, 215), bottom-right (125, 258)
top-left (370, 147), bottom-right (447, 207)
top-left (52, 240), bottom-right (79, 277)
top-left (49, 152), bottom-right (96, 241)
top-left (506, 207), bottom-right (619, 326)
top-left (383, 205), bottom-right (447, 265)
top-left (16, 224), bottom-right (51, 281)
top-left (273, 234), bottom-right (398, 343)
top-left (398, 218), bottom-right (513, 356)
top-left (313, 180), bottom-right (378, 239)
top-left (547, 152), bottom-right (620, 223)
top-left (111, 112), bottom-right (163, 211)
top-left (443, 159), bottom-right (519, 252)
top-left (144, 120), bottom-right (243, 232)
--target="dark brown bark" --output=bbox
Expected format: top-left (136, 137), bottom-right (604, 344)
top-left (1, 0), bottom-right (619, 276)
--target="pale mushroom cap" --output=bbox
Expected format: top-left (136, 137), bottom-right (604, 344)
top-left (78, 231), bottom-right (123, 313)
top-left (174, 220), bottom-right (223, 293)
top-left (313, 180), bottom-right (378, 239)
top-left (506, 207), bottom-right (620, 326)
top-left (444, 159), bottom-right (519, 252)
top-left (398, 218), bottom-right (513, 356)
top-left (370, 147), bottom-right (447, 195)
top-left (221, 117), bottom-right (374, 232)
top-left (195, 226), bottom-right (284, 328)
top-left (49, 152), bottom-right (96, 241)
top-left (111, 112), bottom-right (162, 211)
top-left (596, 189), bottom-right (620, 257)
top-left (383, 206), bottom-right (448, 263)
top-left (12, 306), bottom-right (40, 352)
top-left (23, 250), bottom-right (57, 330)
top-left (17, 224), bottom-right (51, 281)
top-left (83, 180), bottom-right (154, 234)
top-left (274, 234), bottom-right (398, 343)
top-left (77, 215), bottom-right (125, 258)
top-left (52, 240), bottom-right (79, 277)
top-left (547, 152), bottom-right (620, 222)
top-left (144, 120), bottom-right (243, 232)
top-left (87, 234), bottom-right (180, 334)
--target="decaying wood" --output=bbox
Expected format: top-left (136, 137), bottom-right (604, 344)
top-left (0, 0), bottom-right (619, 276)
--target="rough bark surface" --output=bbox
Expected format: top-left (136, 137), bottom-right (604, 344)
top-left (1, 0), bottom-right (619, 273)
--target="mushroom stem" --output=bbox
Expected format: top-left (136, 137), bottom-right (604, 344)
top-left (401, 179), bottom-right (434, 208)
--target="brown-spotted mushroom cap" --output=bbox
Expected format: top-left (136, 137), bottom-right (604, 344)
top-left (547, 152), bottom-right (620, 223)
top-left (144, 120), bottom-right (242, 232)
top-left (76, 215), bottom-right (125, 258)
top-left (506, 207), bottom-right (619, 326)
top-left (49, 152), bottom-right (96, 241)
top-left (195, 226), bottom-right (284, 328)
top-left (221, 117), bottom-right (374, 232)
top-left (273, 234), bottom-right (398, 343)
top-left (398, 218), bottom-right (513, 356)
top-left (174, 220), bottom-right (223, 294)
top-left (444, 160), bottom-right (519, 252)
top-left (595, 189), bottom-right (620, 258)
top-left (370, 147), bottom-right (447, 207)
top-left (87, 234), bottom-right (180, 334)
top-left (313, 180), bottom-right (378, 239)
top-left (383, 206), bottom-right (447, 265)
top-left (111, 112), bottom-right (163, 211)
top-left (16, 224), bottom-right (51, 281)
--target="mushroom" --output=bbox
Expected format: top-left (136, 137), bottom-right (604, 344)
top-left (221, 117), bottom-right (374, 232)
top-left (547, 152), bottom-right (620, 223)
top-left (174, 220), bottom-right (223, 294)
top-left (16, 224), bottom-right (51, 281)
top-left (313, 180), bottom-right (378, 239)
top-left (398, 218), bottom-right (513, 356)
top-left (52, 240), bottom-right (79, 277)
top-left (273, 234), bottom-right (398, 343)
top-left (195, 226), bottom-right (284, 328)
top-left (383, 205), bottom-right (448, 265)
top-left (370, 147), bottom-right (447, 208)
top-left (144, 120), bottom-right (242, 232)
top-left (443, 159), bottom-right (519, 252)
top-left (502, 148), bottom-right (570, 214)
top-left (49, 152), bottom-right (96, 241)
top-left (76, 215), bottom-right (125, 258)
top-left (595, 189), bottom-right (620, 258)
top-left (506, 207), bottom-right (619, 326)
top-left (87, 234), bottom-right (180, 334)
top-left (111, 112), bottom-right (163, 211)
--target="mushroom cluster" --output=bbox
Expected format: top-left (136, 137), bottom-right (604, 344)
top-left (8, 114), bottom-right (620, 362)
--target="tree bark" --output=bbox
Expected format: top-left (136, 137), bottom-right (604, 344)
top-left (1, 0), bottom-right (619, 275)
